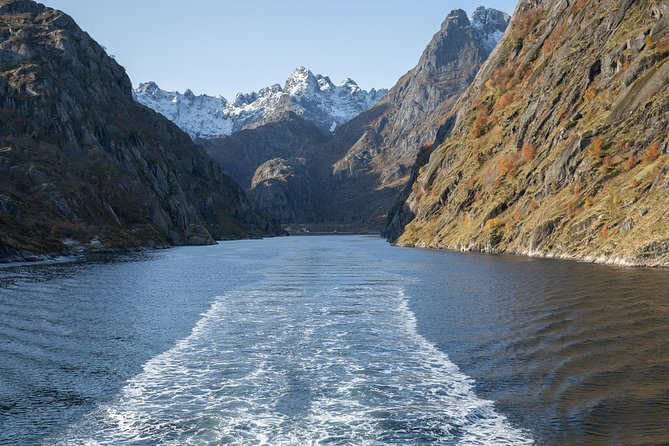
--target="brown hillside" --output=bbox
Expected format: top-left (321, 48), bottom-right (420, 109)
top-left (388, 0), bottom-right (669, 267)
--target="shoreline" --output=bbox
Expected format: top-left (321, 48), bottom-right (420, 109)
top-left (5, 233), bottom-right (665, 270)
top-left (0, 233), bottom-right (284, 265)
top-left (394, 240), bottom-right (669, 269)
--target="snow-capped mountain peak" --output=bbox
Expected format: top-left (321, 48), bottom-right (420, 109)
top-left (340, 78), bottom-right (361, 93)
top-left (136, 81), bottom-right (161, 95)
top-left (134, 68), bottom-right (387, 139)
top-left (284, 66), bottom-right (320, 96)
top-left (316, 75), bottom-right (335, 91)
top-left (471, 6), bottom-right (511, 51)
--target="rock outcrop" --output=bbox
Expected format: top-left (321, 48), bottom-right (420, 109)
top-left (388, 0), bottom-right (669, 267)
top-left (0, 0), bottom-right (283, 261)
top-left (250, 157), bottom-right (320, 224)
top-left (200, 112), bottom-right (332, 190)
top-left (199, 112), bottom-right (334, 225)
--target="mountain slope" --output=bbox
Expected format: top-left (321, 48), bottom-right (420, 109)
top-left (200, 112), bottom-right (332, 189)
top-left (326, 7), bottom-right (511, 228)
top-left (388, 0), bottom-right (669, 266)
top-left (0, 0), bottom-right (282, 261)
top-left (133, 67), bottom-right (387, 139)
top-left (199, 112), bottom-right (334, 225)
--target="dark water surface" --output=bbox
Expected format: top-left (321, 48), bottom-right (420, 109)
top-left (0, 236), bottom-right (667, 445)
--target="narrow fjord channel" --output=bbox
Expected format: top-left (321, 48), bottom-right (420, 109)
top-left (1, 236), bottom-right (667, 445)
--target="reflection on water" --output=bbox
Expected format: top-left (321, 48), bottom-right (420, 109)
top-left (0, 236), bottom-right (667, 445)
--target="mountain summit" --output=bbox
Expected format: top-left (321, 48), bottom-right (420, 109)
top-left (134, 68), bottom-right (387, 139)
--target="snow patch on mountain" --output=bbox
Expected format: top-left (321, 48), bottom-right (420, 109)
top-left (471, 6), bottom-right (511, 51)
top-left (134, 67), bottom-right (387, 139)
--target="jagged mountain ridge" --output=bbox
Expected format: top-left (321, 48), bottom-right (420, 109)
top-left (133, 67), bottom-right (387, 138)
top-left (0, 0), bottom-right (283, 261)
top-left (328, 7), bottom-right (511, 217)
top-left (387, 0), bottom-right (669, 267)
top-left (201, 7), bottom-right (509, 232)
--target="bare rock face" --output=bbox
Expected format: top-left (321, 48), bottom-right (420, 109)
top-left (185, 224), bottom-right (216, 246)
top-left (202, 7), bottom-right (509, 232)
top-left (250, 157), bottom-right (320, 224)
top-left (0, 0), bottom-right (283, 260)
top-left (389, 0), bottom-right (669, 266)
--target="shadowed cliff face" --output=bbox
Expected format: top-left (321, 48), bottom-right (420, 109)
top-left (199, 113), bottom-right (334, 227)
top-left (200, 112), bottom-right (332, 191)
top-left (0, 0), bottom-right (283, 260)
top-left (202, 8), bottom-right (509, 232)
top-left (389, 0), bottom-right (669, 266)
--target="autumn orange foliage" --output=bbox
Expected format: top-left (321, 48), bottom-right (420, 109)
top-left (510, 8), bottom-right (544, 40)
top-left (592, 137), bottom-right (604, 158)
top-left (492, 92), bottom-right (515, 122)
top-left (583, 85), bottom-right (597, 101)
top-left (625, 154), bottom-right (636, 171)
top-left (470, 106), bottom-right (490, 139)
top-left (543, 24), bottom-right (566, 54)
top-left (529, 200), bottom-right (539, 211)
top-left (521, 142), bottom-right (537, 163)
top-left (571, 0), bottom-right (587, 13)
top-left (644, 142), bottom-right (661, 162)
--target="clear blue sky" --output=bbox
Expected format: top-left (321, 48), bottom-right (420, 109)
top-left (43, 1), bottom-right (518, 99)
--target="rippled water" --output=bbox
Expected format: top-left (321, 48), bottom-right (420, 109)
top-left (1, 236), bottom-right (668, 445)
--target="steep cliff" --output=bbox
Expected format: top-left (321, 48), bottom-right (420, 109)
top-left (389, 0), bottom-right (669, 266)
top-left (328, 7), bottom-right (510, 229)
top-left (0, 0), bottom-right (282, 261)
top-left (250, 157), bottom-right (321, 224)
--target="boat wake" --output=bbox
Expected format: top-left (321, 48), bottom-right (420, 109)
top-left (53, 263), bottom-right (532, 445)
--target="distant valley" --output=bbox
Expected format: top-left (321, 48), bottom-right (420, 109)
top-left (137, 7), bottom-right (510, 234)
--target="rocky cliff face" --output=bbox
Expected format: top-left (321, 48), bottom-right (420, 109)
top-left (250, 157), bottom-right (320, 224)
top-left (202, 7), bottom-right (509, 231)
top-left (388, 0), bottom-right (669, 266)
top-left (327, 7), bottom-right (510, 228)
top-left (0, 0), bottom-right (283, 260)
top-left (133, 67), bottom-right (387, 138)
top-left (336, 7), bottom-right (510, 176)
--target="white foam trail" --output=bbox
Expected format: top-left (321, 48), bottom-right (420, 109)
top-left (52, 280), bottom-right (534, 445)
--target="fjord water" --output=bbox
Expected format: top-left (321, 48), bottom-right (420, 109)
top-left (0, 237), bottom-right (667, 445)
